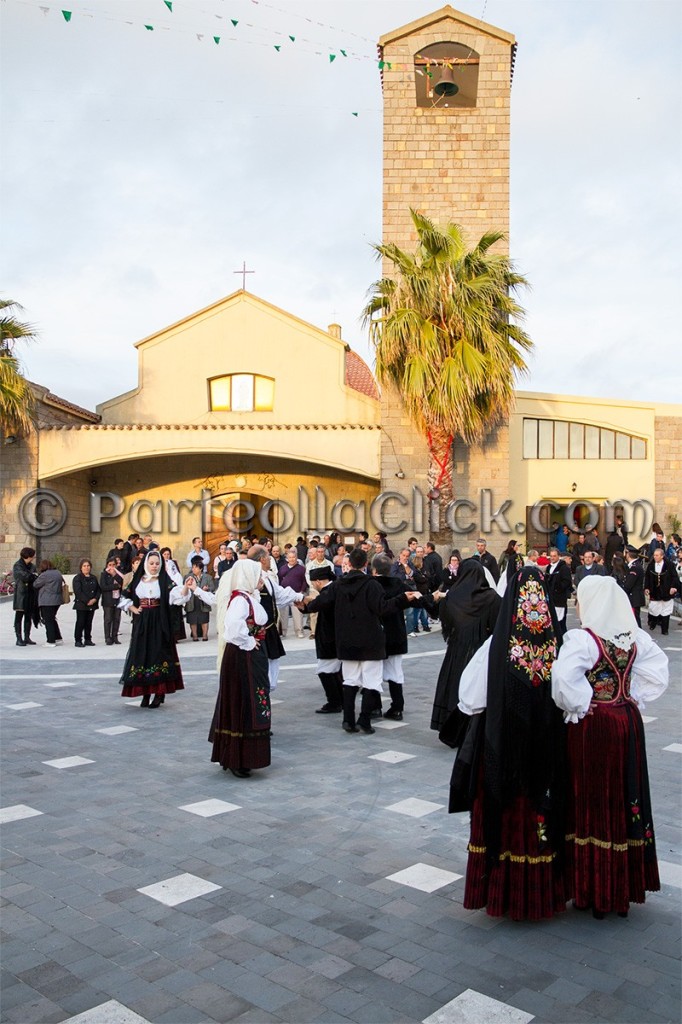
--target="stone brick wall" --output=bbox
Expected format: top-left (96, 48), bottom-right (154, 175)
top-left (655, 415), bottom-right (682, 533)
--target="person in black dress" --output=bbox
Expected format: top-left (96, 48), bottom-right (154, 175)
top-left (73, 559), bottom-right (101, 647)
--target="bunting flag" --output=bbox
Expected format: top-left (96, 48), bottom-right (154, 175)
top-left (351, 112), bottom-right (358, 117)
top-left (163, 0), bottom-right (172, 11)
top-left (329, 53), bottom-right (335, 63)
top-left (231, 19), bottom-right (238, 26)
top-left (340, 49), bottom-right (347, 57)
top-left (213, 35), bottom-right (220, 44)
top-left (145, 24), bottom-right (153, 31)
top-left (273, 44), bottom-right (280, 51)
top-left (61, 9), bottom-right (71, 20)
top-left (288, 35), bottom-right (295, 42)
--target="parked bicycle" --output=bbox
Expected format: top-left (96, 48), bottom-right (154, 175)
top-left (0, 571), bottom-right (15, 596)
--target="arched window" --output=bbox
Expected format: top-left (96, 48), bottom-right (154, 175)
top-left (209, 374), bottom-right (274, 412)
top-left (414, 42), bottom-right (479, 109)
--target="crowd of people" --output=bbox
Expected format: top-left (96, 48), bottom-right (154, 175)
top-left (9, 519), bottom-right (675, 922)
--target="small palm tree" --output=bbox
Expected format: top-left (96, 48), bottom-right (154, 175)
top-left (363, 210), bottom-right (532, 539)
top-left (0, 299), bottom-right (36, 436)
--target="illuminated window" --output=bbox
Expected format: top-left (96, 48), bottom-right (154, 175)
top-left (523, 419), bottom-right (646, 460)
top-left (209, 374), bottom-right (274, 412)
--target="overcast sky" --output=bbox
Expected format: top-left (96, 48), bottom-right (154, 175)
top-left (1, 0), bottom-right (681, 411)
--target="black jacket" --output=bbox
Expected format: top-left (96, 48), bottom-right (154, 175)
top-left (645, 559), bottom-right (678, 602)
top-left (307, 571), bottom-right (404, 662)
top-left (422, 551), bottom-right (443, 589)
top-left (99, 570), bottom-right (123, 608)
top-left (12, 558), bottom-right (37, 612)
top-left (373, 574), bottom-right (410, 656)
top-left (306, 582), bottom-right (338, 660)
top-left (574, 563), bottom-right (606, 588)
top-left (473, 551), bottom-right (499, 584)
top-left (622, 560), bottom-right (645, 608)
top-left (544, 559), bottom-right (573, 609)
top-left (73, 573), bottom-right (101, 611)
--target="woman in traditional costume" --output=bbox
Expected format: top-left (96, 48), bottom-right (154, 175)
top-left (118, 552), bottom-right (194, 708)
top-left (432, 559), bottom-right (501, 738)
top-left (193, 559), bottom-right (271, 778)
top-left (552, 575), bottom-right (668, 918)
top-left (452, 566), bottom-right (567, 920)
top-left (159, 546), bottom-right (186, 642)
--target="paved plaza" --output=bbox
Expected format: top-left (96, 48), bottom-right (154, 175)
top-left (1, 600), bottom-right (680, 1024)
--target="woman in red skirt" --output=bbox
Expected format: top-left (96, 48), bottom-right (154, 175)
top-left (193, 558), bottom-right (271, 778)
top-left (453, 566), bottom-right (567, 920)
top-left (552, 575), bottom-right (668, 918)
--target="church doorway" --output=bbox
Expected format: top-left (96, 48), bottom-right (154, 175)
top-left (203, 492), bottom-right (272, 566)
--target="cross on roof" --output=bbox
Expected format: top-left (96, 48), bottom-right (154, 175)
top-left (233, 261), bottom-right (255, 290)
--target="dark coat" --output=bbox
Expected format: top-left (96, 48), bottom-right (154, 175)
top-left (12, 558), bottom-right (37, 612)
top-left (645, 559), bottom-right (678, 602)
top-left (622, 560), bottom-right (645, 608)
top-left (474, 550), bottom-right (499, 584)
top-left (574, 563), bottom-right (606, 588)
top-left (604, 527), bottom-right (628, 568)
top-left (99, 569), bottom-right (124, 608)
top-left (33, 568), bottom-right (65, 607)
top-left (544, 559), bottom-right (573, 609)
top-left (571, 541), bottom-right (589, 571)
top-left (307, 571), bottom-right (405, 662)
top-left (373, 574), bottom-right (410, 656)
top-left (306, 582), bottom-right (337, 660)
top-left (422, 550), bottom-right (443, 589)
top-left (72, 573), bottom-right (101, 611)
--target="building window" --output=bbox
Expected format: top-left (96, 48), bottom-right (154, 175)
top-left (522, 419), bottom-right (647, 460)
top-left (414, 42), bottom-right (479, 109)
top-left (209, 374), bottom-right (274, 412)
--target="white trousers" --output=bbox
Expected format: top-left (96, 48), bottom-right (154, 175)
top-left (382, 654), bottom-right (404, 684)
top-left (342, 659), bottom-right (383, 693)
top-left (268, 658), bottom-right (280, 692)
top-left (317, 657), bottom-right (342, 673)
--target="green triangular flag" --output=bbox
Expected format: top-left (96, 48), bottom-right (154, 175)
top-left (213, 36), bottom-right (220, 44)
top-left (351, 112), bottom-right (358, 117)
top-left (340, 49), bottom-right (347, 57)
top-left (329, 53), bottom-right (336, 63)
top-left (274, 44), bottom-right (281, 51)
top-left (231, 19), bottom-right (238, 26)
top-left (145, 24), bottom-right (154, 31)
top-left (378, 60), bottom-right (384, 69)
top-left (289, 35), bottom-right (295, 42)
top-left (163, 0), bottom-right (172, 10)
top-left (61, 10), bottom-right (72, 21)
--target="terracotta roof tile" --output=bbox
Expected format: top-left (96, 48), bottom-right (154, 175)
top-left (345, 350), bottom-right (379, 401)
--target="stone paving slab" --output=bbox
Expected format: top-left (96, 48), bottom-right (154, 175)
top-left (1, 599), bottom-right (680, 1023)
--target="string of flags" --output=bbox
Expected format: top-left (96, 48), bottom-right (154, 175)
top-left (26, 0), bottom-right (464, 77)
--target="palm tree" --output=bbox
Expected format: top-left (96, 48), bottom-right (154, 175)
top-left (363, 209), bottom-right (532, 538)
top-left (0, 299), bottom-right (36, 436)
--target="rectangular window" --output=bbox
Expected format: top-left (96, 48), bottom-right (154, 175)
top-left (554, 421), bottom-right (569, 459)
top-left (230, 374), bottom-right (253, 412)
top-left (631, 437), bottom-right (647, 459)
top-left (569, 422), bottom-right (584, 459)
top-left (523, 418), bottom-right (538, 459)
top-left (615, 432), bottom-right (630, 459)
top-left (585, 425), bottom-right (600, 459)
top-left (600, 429), bottom-right (615, 460)
top-left (538, 420), bottom-right (554, 459)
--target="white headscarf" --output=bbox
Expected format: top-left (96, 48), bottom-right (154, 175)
top-left (143, 552), bottom-right (162, 579)
top-left (215, 557), bottom-right (262, 672)
top-left (576, 575), bottom-right (636, 650)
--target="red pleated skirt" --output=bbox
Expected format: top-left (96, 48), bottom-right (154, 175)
top-left (565, 700), bottom-right (659, 914)
top-left (209, 643), bottom-right (271, 771)
top-left (464, 785), bottom-right (567, 921)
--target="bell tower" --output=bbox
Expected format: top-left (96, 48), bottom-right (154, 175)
top-left (377, 6), bottom-right (516, 542)
top-left (379, 4), bottom-right (516, 254)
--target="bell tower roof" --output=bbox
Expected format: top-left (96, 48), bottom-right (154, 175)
top-left (378, 5), bottom-right (515, 48)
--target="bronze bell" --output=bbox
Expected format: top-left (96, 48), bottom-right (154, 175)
top-left (434, 65), bottom-right (459, 97)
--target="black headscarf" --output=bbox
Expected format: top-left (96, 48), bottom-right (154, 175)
top-left (483, 566), bottom-right (565, 862)
top-left (440, 559), bottom-right (500, 639)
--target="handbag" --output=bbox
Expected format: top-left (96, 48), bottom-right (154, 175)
top-left (62, 582), bottom-right (70, 604)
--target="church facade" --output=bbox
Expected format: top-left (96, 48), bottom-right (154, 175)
top-left (1, 5), bottom-right (680, 568)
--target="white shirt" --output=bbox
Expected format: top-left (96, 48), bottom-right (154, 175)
top-left (223, 592), bottom-right (267, 651)
top-left (551, 627), bottom-right (669, 723)
top-left (118, 578), bottom-right (190, 611)
top-left (186, 548), bottom-right (210, 569)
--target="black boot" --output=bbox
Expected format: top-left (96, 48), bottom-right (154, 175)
top-left (369, 690), bottom-right (383, 719)
top-left (316, 673), bottom-right (343, 713)
top-left (357, 690), bottom-right (376, 734)
top-left (384, 680), bottom-right (404, 720)
top-left (661, 616), bottom-right (670, 636)
top-left (342, 686), bottom-right (359, 732)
